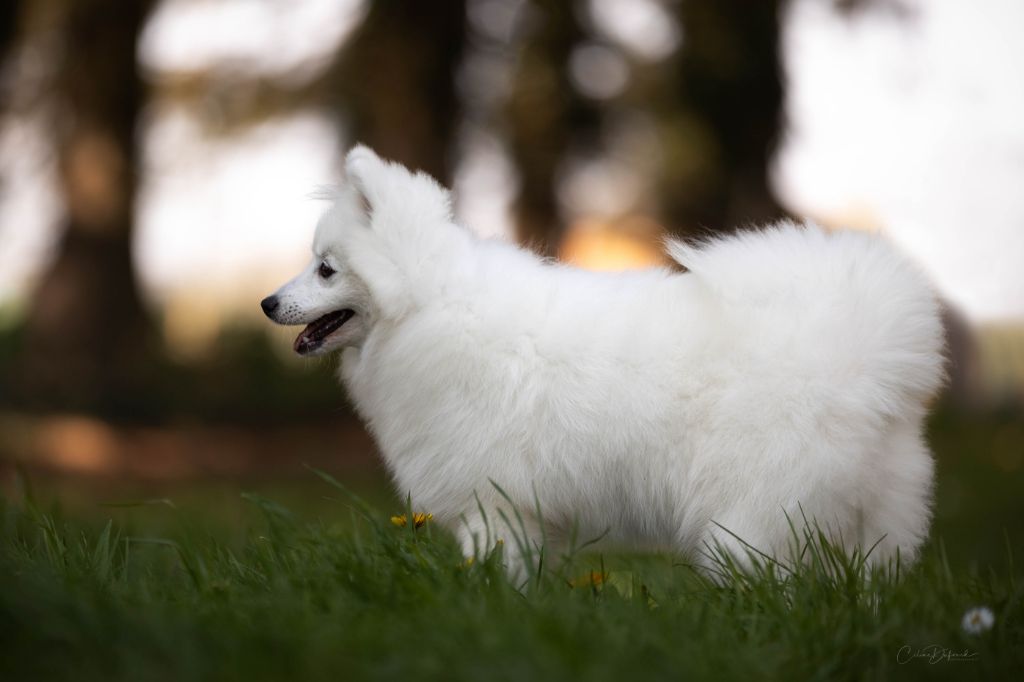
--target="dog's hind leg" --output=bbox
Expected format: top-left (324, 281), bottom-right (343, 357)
top-left (860, 418), bottom-right (935, 569)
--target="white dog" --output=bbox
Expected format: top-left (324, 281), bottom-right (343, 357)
top-left (262, 146), bottom-right (944, 576)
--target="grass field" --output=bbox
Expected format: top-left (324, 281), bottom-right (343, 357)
top-left (2, 408), bottom-right (1023, 681)
top-left (1, 474), bottom-right (1021, 681)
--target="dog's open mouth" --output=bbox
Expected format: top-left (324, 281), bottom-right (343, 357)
top-left (294, 309), bottom-right (355, 355)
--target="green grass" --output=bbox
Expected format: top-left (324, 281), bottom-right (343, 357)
top-left (1, 472), bottom-right (1021, 682)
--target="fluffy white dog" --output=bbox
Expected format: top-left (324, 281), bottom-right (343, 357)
top-left (262, 146), bottom-right (944, 576)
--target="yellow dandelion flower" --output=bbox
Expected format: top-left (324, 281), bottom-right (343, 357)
top-left (569, 570), bottom-right (608, 589)
top-left (390, 512), bottom-right (433, 528)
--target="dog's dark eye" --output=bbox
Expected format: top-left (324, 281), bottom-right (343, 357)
top-left (318, 262), bottom-right (336, 279)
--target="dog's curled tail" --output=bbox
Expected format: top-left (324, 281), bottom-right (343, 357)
top-left (664, 239), bottom-right (700, 273)
top-left (666, 221), bottom-right (946, 415)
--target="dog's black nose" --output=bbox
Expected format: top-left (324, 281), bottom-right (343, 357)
top-left (260, 296), bottom-right (279, 317)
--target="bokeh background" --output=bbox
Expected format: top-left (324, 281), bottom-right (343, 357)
top-left (0, 0), bottom-right (1021, 569)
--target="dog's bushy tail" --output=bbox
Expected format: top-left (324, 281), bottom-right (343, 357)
top-left (667, 222), bottom-right (946, 417)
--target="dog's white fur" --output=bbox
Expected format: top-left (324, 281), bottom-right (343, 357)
top-left (266, 146), bottom-right (944, 575)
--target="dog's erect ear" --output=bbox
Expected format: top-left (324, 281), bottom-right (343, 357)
top-left (343, 143), bottom-right (454, 233)
top-left (335, 145), bottom-right (460, 320)
top-left (344, 145), bottom-right (386, 215)
top-left (345, 144), bottom-right (380, 168)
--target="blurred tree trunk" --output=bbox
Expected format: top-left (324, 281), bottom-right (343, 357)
top-left (20, 0), bottom-right (155, 414)
top-left (504, 0), bottom-right (598, 255)
top-left (0, 0), bottom-right (21, 70)
top-left (659, 0), bottom-right (787, 235)
top-left (332, 0), bottom-right (467, 183)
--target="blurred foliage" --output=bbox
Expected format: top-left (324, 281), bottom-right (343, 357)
top-left (0, 1), bottom-right (1018, 418)
top-left (0, 0), bottom-right (789, 419)
top-left (928, 408), bottom-right (1024, 570)
top-left (0, 321), bottom-right (345, 424)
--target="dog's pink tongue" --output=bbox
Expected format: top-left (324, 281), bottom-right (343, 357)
top-left (293, 325), bottom-right (317, 354)
top-left (292, 309), bottom-right (353, 355)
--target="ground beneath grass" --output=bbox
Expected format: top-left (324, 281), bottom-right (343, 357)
top-left (1, 469), bottom-right (1021, 682)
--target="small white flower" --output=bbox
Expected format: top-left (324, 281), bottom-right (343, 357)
top-left (961, 606), bottom-right (995, 635)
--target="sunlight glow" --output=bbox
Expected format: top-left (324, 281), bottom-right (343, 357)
top-left (568, 44), bottom-right (630, 100)
top-left (137, 108), bottom-right (340, 308)
top-left (139, 0), bottom-right (367, 80)
top-left (560, 217), bottom-right (668, 272)
top-left (453, 128), bottom-right (517, 241)
top-left (586, 0), bottom-right (682, 62)
top-left (0, 115), bottom-right (62, 305)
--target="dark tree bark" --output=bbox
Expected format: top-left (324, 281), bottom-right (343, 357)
top-left (502, 0), bottom-right (782, 251)
top-left (0, 0), bottom-right (21, 71)
top-left (504, 0), bottom-right (599, 255)
top-left (658, 0), bottom-right (787, 235)
top-left (331, 0), bottom-right (468, 183)
top-left (19, 0), bottom-right (156, 414)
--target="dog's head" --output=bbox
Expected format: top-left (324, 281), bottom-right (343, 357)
top-left (261, 145), bottom-right (456, 356)
top-left (260, 149), bottom-right (382, 356)
top-left (260, 187), bottom-right (372, 354)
